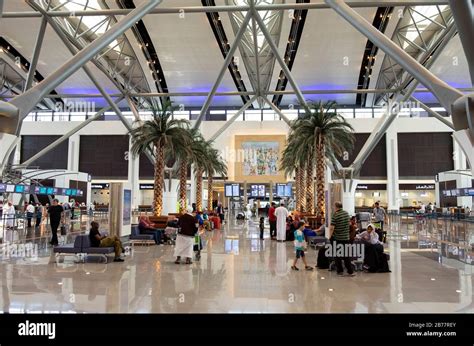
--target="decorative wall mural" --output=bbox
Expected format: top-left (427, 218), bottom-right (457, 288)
top-left (242, 141), bottom-right (279, 176)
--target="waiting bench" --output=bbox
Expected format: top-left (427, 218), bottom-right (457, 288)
top-left (53, 234), bottom-right (115, 263)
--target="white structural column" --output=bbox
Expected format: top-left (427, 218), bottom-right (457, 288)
top-left (386, 127), bottom-right (400, 212)
top-left (67, 134), bottom-right (80, 172)
top-left (128, 137), bottom-right (140, 209)
top-left (13, 136), bottom-right (21, 165)
top-left (341, 178), bottom-right (358, 216)
top-left (453, 138), bottom-right (468, 171)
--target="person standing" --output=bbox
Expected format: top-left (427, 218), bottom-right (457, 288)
top-left (0, 200), bottom-right (3, 219)
top-left (373, 202), bottom-right (387, 231)
top-left (329, 201), bottom-right (354, 277)
top-left (47, 199), bottom-right (64, 246)
top-left (3, 201), bottom-right (16, 229)
top-left (275, 202), bottom-right (289, 242)
top-left (268, 202), bottom-right (277, 240)
top-left (217, 202), bottom-right (224, 224)
top-left (174, 206), bottom-right (198, 264)
top-left (259, 216), bottom-right (265, 240)
top-left (26, 202), bottom-right (35, 228)
top-left (35, 203), bottom-right (43, 228)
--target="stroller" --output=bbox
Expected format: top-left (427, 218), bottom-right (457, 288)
top-left (165, 227), bottom-right (178, 245)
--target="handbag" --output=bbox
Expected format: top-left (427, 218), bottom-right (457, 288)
top-left (60, 225), bottom-right (67, 235)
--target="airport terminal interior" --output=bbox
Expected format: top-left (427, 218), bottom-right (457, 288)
top-left (0, 0), bottom-right (473, 314)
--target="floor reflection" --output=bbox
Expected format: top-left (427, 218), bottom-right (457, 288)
top-left (0, 216), bottom-right (472, 313)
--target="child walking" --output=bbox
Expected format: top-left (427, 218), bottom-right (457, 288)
top-left (292, 221), bottom-right (313, 271)
top-left (259, 216), bottom-right (265, 239)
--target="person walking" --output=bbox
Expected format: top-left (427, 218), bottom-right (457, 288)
top-left (26, 202), bottom-right (35, 228)
top-left (329, 201), bottom-right (354, 277)
top-left (174, 206), bottom-right (198, 265)
top-left (217, 202), bottom-right (225, 224)
top-left (268, 202), bottom-right (277, 240)
top-left (373, 202), bottom-right (387, 231)
top-left (291, 221), bottom-right (313, 271)
top-left (47, 199), bottom-right (64, 246)
top-left (275, 202), bottom-right (289, 242)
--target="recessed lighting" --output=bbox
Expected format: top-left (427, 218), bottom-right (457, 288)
top-left (328, 288), bottom-right (333, 292)
top-left (430, 278), bottom-right (436, 281)
top-left (86, 272), bottom-right (90, 275)
top-left (58, 282), bottom-right (63, 285)
top-left (321, 277), bottom-right (325, 280)
top-left (456, 290), bottom-right (462, 293)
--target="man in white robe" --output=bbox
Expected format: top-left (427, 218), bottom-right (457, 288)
top-left (275, 202), bottom-right (289, 241)
top-left (174, 206), bottom-right (198, 264)
top-left (3, 201), bottom-right (16, 229)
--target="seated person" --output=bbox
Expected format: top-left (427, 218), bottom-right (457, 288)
top-left (88, 221), bottom-right (124, 262)
top-left (356, 224), bottom-right (390, 273)
top-left (196, 212), bottom-right (204, 225)
top-left (349, 216), bottom-right (358, 242)
top-left (138, 216), bottom-right (163, 244)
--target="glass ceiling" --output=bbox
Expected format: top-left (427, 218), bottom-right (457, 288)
top-left (402, 5), bottom-right (448, 50)
top-left (59, 0), bottom-right (120, 51)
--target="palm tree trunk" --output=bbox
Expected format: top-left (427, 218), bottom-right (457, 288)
top-left (305, 154), bottom-right (314, 214)
top-left (196, 168), bottom-right (203, 211)
top-left (153, 143), bottom-right (165, 216)
top-left (315, 143), bottom-right (326, 217)
top-left (299, 163), bottom-right (306, 212)
top-left (295, 167), bottom-right (300, 212)
top-left (178, 160), bottom-right (187, 213)
top-left (207, 175), bottom-right (213, 211)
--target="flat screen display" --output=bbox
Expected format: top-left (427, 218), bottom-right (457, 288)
top-left (250, 184), bottom-right (265, 197)
top-left (276, 183), bottom-right (293, 197)
top-left (46, 187), bottom-right (54, 195)
top-left (40, 187), bottom-right (48, 194)
top-left (0, 184), bottom-right (6, 193)
top-left (225, 184), bottom-right (240, 197)
top-left (70, 189), bottom-right (77, 196)
top-left (77, 190), bottom-right (84, 196)
top-left (6, 184), bottom-right (15, 193)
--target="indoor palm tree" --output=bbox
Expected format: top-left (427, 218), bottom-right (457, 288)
top-left (204, 146), bottom-right (227, 211)
top-left (177, 128), bottom-right (205, 213)
top-left (280, 137), bottom-right (306, 212)
top-left (193, 138), bottom-right (213, 212)
top-left (129, 101), bottom-right (191, 216)
top-left (293, 101), bottom-right (354, 216)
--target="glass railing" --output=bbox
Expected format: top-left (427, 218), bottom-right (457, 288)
top-left (387, 212), bottom-right (474, 267)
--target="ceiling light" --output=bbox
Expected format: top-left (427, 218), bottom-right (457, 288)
top-left (328, 288), bottom-right (333, 291)
top-left (430, 278), bottom-right (436, 281)
top-left (321, 277), bottom-right (325, 280)
top-left (456, 290), bottom-right (461, 293)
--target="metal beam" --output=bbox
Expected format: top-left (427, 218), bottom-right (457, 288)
top-left (262, 97), bottom-right (292, 125)
top-left (349, 17), bottom-right (457, 173)
top-left (28, 3), bottom-right (155, 166)
top-left (449, 0), bottom-right (474, 85)
top-left (325, 0), bottom-right (463, 116)
top-left (250, 0), bottom-right (262, 97)
top-left (194, 11), bottom-right (252, 129)
top-left (9, 0), bottom-right (162, 120)
top-left (20, 100), bottom-right (123, 167)
top-left (24, 17), bottom-right (47, 92)
top-left (410, 96), bottom-right (455, 130)
top-left (208, 95), bottom-right (258, 142)
top-left (252, 6), bottom-right (308, 110)
top-left (1, 2), bottom-right (450, 18)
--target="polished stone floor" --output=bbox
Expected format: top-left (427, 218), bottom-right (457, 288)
top-left (0, 216), bottom-right (473, 313)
